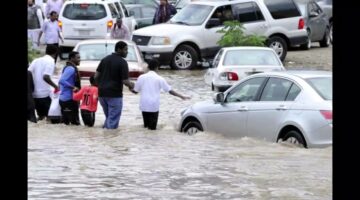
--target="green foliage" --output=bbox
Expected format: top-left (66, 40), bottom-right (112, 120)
top-left (217, 20), bottom-right (266, 47)
top-left (28, 40), bottom-right (42, 63)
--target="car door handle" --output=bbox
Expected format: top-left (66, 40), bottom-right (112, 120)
top-left (276, 105), bottom-right (287, 110)
top-left (237, 106), bottom-right (248, 111)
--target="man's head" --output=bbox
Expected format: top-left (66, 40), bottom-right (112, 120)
top-left (68, 51), bottom-right (81, 66)
top-left (160, 0), bottom-right (168, 6)
top-left (49, 11), bottom-right (58, 21)
top-left (28, 0), bottom-right (34, 6)
top-left (45, 44), bottom-right (58, 58)
top-left (147, 59), bottom-right (159, 71)
top-left (115, 41), bottom-right (128, 58)
top-left (116, 18), bottom-right (122, 28)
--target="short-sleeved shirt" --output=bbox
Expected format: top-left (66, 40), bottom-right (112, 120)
top-left (96, 53), bottom-right (129, 97)
top-left (59, 66), bottom-right (77, 101)
top-left (28, 55), bottom-right (56, 98)
top-left (73, 86), bottom-right (98, 112)
top-left (133, 71), bottom-right (171, 112)
top-left (42, 20), bottom-right (61, 44)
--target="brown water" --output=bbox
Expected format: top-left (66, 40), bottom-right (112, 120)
top-left (28, 69), bottom-right (332, 199)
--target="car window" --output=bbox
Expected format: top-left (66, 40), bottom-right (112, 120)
top-left (211, 5), bottom-right (234, 25)
top-left (108, 3), bottom-right (120, 18)
top-left (213, 49), bottom-right (224, 68)
top-left (260, 77), bottom-right (292, 101)
top-left (78, 43), bottom-right (138, 62)
top-left (142, 6), bottom-right (156, 18)
top-left (62, 4), bottom-right (107, 20)
top-left (232, 2), bottom-right (264, 23)
top-left (223, 50), bottom-right (282, 66)
top-left (312, 2), bottom-right (323, 14)
top-left (170, 4), bottom-right (213, 25)
top-left (120, 2), bottom-right (130, 17)
top-left (226, 77), bottom-right (266, 103)
top-left (114, 2), bottom-right (123, 18)
top-left (130, 7), bottom-right (141, 18)
top-left (306, 77), bottom-right (332, 100)
top-left (286, 83), bottom-right (301, 101)
top-left (264, 0), bottom-right (301, 19)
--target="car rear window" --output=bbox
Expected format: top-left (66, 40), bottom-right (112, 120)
top-left (264, 0), bottom-right (301, 19)
top-left (63, 4), bottom-right (107, 20)
top-left (78, 43), bottom-right (137, 62)
top-left (306, 77), bottom-right (332, 100)
top-left (223, 50), bottom-right (282, 66)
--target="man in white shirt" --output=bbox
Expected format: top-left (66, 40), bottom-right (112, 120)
top-left (28, 45), bottom-right (59, 120)
top-left (132, 59), bottom-right (190, 130)
top-left (111, 18), bottom-right (131, 40)
top-left (28, 0), bottom-right (44, 50)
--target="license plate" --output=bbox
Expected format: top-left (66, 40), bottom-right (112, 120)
top-left (78, 30), bottom-right (90, 36)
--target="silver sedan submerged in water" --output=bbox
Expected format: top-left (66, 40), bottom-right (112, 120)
top-left (179, 71), bottom-right (332, 148)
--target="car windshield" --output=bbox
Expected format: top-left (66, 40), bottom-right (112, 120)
top-left (223, 50), bottom-right (282, 66)
top-left (306, 77), bottom-right (332, 100)
top-left (78, 43), bottom-right (138, 62)
top-left (170, 4), bottom-right (213, 25)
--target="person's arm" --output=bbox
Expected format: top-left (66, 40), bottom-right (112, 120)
top-left (123, 79), bottom-right (134, 90)
top-left (73, 88), bottom-right (85, 101)
top-left (43, 74), bottom-right (58, 90)
top-left (169, 90), bottom-right (191, 100)
top-left (43, 61), bottom-right (58, 90)
top-left (38, 22), bottom-right (46, 46)
top-left (121, 61), bottom-right (134, 89)
top-left (36, 8), bottom-right (44, 28)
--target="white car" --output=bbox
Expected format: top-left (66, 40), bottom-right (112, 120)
top-left (204, 47), bottom-right (285, 91)
top-left (73, 39), bottom-right (148, 79)
top-left (58, 0), bottom-right (137, 57)
top-left (179, 71), bottom-right (332, 148)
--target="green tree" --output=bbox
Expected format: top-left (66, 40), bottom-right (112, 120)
top-left (217, 20), bottom-right (266, 47)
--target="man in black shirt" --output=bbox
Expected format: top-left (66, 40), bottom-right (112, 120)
top-left (95, 41), bottom-right (134, 129)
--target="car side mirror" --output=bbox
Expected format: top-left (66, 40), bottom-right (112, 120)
top-left (129, 10), bottom-right (135, 17)
top-left (309, 11), bottom-right (319, 18)
top-left (213, 92), bottom-right (225, 103)
top-left (206, 18), bottom-right (221, 29)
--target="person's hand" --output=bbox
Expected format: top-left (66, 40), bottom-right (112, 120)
top-left (73, 87), bottom-right (79, 92)
top-left (54, 87), bottom-right (60, 93)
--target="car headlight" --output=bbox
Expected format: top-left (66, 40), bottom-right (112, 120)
top-left (151, 36), bottom-right (171, 45)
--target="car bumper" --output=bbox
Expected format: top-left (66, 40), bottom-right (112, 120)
top-left (306, 124), bottom-right (332, 148)
top-left (289, 35), bottom-right (309, 46)
top-left (142, 51), bottom-right (173, 65)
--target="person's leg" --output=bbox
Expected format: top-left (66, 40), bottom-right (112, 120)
top-left (28, 108), bottom-right (37, 123)
top-left (99, 97), bottom-right (109, 128)
top-left (59, 100), bottom-right (70, 125)
top-left (142, 112), bottom-right (149, 128)
top-left (68, 100), bottom-right (80, 125)
top-left (106, 97), bottom-right (123, 129)
top-left (148, 111), bottom-right (159, 130)
top-left (90, 111), bottom-right (95, 127)
top-left (81, 109), bottom-right (93, 126)
top-left (34, 96), bottom-right (51, 120)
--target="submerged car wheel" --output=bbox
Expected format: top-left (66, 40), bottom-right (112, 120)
top-left (282, 130), bottom-right (306, 148)
top-left (319, 28), bottom-right (330, 47)
top-left (171, 45), bottom-right (198, 70)
top-left (183, 121), bottom-right (203, 135)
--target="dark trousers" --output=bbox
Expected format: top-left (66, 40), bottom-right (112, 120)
top-left (81, 110), bottom-right (95, 127)
top-left (27, 108), bottom-right (37, 123)
top-left (59, 100), bottom-right (80, 125)
top-left (47, 43), bottom-right (59, 63)
top-left (34, 96), bottom-right (51, 120)
top-left (142, 111), bottom-right (159, 130)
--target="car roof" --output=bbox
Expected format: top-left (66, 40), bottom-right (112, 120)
top-left (191, 0), bottom-right (258, 6)
top-left (76, 39), bottom-right (136, 46)
top-left (254, 70), bottom-right (332, 79)
top-left (65, 0), bottom-right (119, 3)
top-left (221, 46), bottom-right (275, 51)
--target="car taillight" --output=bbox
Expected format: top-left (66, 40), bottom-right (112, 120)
top-left (107, 20), bottom-right (113, 29)
top-left (320, 110), bottom-right (332, 122)
top-left (298, 18), bottom-right (304, 29)
top-left (220, 72), bottom-right (239, 81)
top-left (58, 20), bottom-right (62, 29)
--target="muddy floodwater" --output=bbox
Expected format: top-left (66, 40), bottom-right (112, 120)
top-left (29, 69), bottom-right (332, 199)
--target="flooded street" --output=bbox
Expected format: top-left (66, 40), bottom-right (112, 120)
top-left (29, 68), bottom-right (332, 199)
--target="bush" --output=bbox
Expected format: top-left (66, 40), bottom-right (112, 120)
top-left (217, 20), bottom-right (266, 47)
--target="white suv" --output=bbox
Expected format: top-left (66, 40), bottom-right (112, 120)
top-left (58, 0), bottom-right (137, 57)
top-left (132, 0), bottom-right (308, 69)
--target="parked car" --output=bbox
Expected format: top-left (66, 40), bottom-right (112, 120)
top-left (126, 4), bottom-right (157, 29)
top-left (295, 0), bottom-right (330, 49)
top-left (179, 71), bottom-right (332, 148)
top-left (72, 39), bottom-right (148, 79)
top-left (204, 47), bottom-right (285, 91)
top-left (132, 0), bottom-right (308, 70)
top-left (316, 0), bottom-right (332, 44)
top-left (58, 0), bottom-right (137, 58)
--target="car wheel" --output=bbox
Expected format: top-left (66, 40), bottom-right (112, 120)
top-left (329, 22), bottom-right (333, 45)
top-left (319, 28), bottom-right (330, 47)
top-left (182, 121), bottom-right (203, 135)
top-left (300, 30), bottom-right (311, 50)
top-left (267, 36), bottom-right (287, 61)
top-left (282, 130), bottom-right (306, 148)
top-left (171, 45), bottom-right (198, 70)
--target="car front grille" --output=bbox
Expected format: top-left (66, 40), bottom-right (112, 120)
top-left (132, 35), bottom-right (151, 46)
